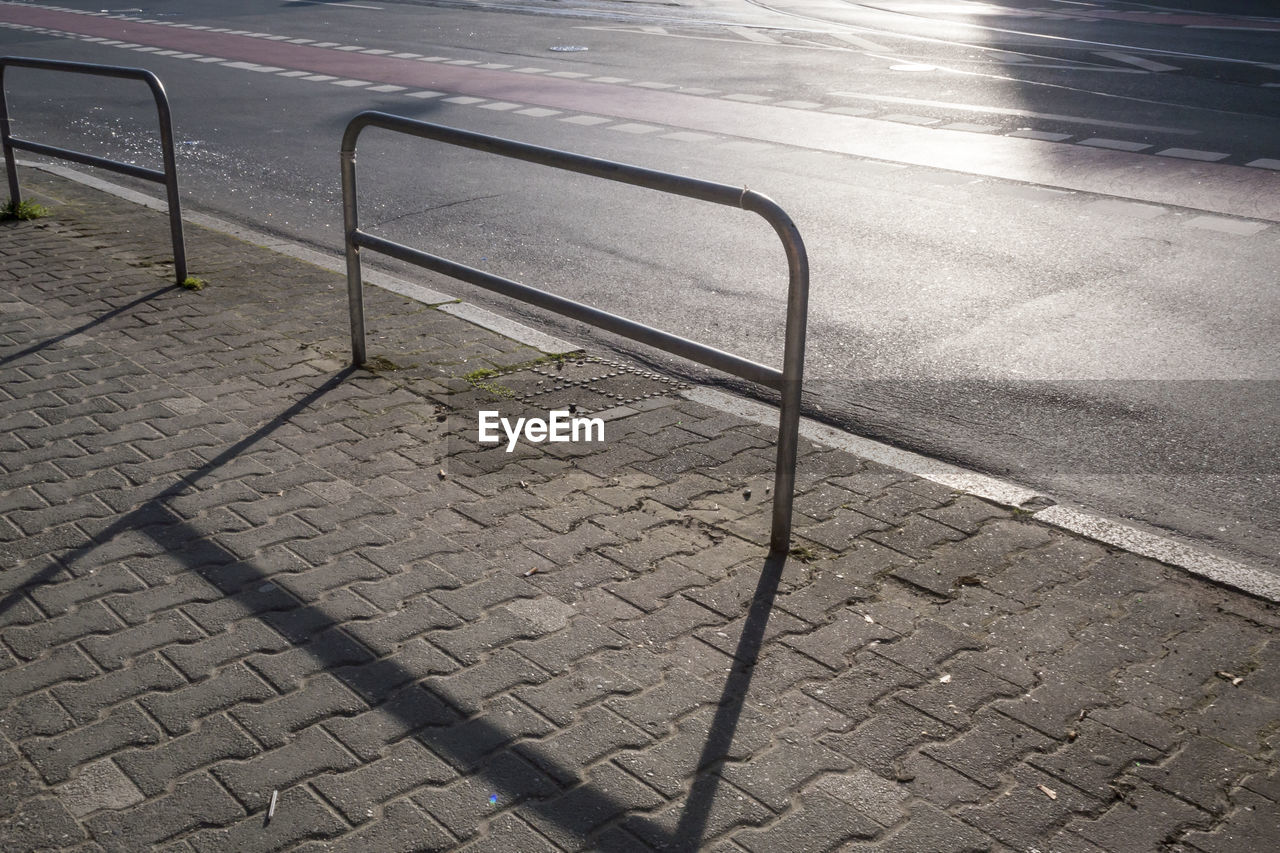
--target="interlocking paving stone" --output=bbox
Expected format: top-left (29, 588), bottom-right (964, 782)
top-left (0, 168), bottom-right (1275, 852)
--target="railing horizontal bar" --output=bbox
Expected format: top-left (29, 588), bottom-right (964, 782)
top-left (353, 230), bottom-right (785, 390)
top-left (344, 112), bottom-right (748, 209)
top-left (7, 138), bottom-right (165, 183)
top-left (1, 56), bottom-right (158, 83)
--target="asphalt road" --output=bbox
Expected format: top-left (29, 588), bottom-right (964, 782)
top-left (2, 0), bottom-right (1278, 573)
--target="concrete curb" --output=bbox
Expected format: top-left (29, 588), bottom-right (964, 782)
top-left (684, 386), bottom-right (1280, 603)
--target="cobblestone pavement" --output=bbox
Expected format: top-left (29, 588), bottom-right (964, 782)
top-left (1, 169), bottom-right (1277, 852)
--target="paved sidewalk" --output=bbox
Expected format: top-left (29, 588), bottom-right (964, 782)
top-left (1, 168), bottom-right (1277, 852)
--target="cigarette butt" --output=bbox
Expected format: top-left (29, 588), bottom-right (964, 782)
top-left (523, 567), bottom-right (539, 577)
top-left (268, 789), bottom-right (279, 820)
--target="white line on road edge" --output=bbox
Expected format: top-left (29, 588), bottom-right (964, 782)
top-left (682, 385), bottom-right (1280, 602)
top-left (19, 161), bottom-right (580, 356)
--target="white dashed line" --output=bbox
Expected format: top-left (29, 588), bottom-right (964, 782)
top-left (882, 114), bottom-right (941, 126)
top-left (302, 75), bottom-right (338, 82)
top-left (331, 79), bottom-right (372, 87)
top-left (1085, 199), bottom-right (1167, 219)
top-left (561, 116), bottom-right (612, 126)
top-left (722, 93), bottom-right (770, 103)
top-left (1246, 159), bottom-right (1280, 170)
top-left (1155, 148), bottom-right (1228, 162)
top-left (1079, 138), bottom-right (1151, 151)
top-left (1185, 216), bottom-right (1270, 236)
top-left (367, 84), bottom-right (407, 93)
top-left (663, 131), bottom-right (719, 142)
top-left (478, 102), bottom-right (521, 111)
top-left (825, 106), bottom-right (876, 117)
top-left (406, 90), bottom-right (445, 99)
top-left (516, 108), bottom-right (561, 117)
top-left (1008, 129), bottom-right (1072, 141)
top-left (610, 123), bottom-right (664, 134)
top-left (443, 96), bottom-right (485, 104)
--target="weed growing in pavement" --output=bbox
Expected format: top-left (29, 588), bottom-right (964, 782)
top-left (2, 199), bottom-right (48, 221)
top-left (179, 276), bottom-right (207, 291)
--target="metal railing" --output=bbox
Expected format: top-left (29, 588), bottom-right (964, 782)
top-left (0, 56), bottom-right (187, 283)
top-left (341, 112), bottom-right (809, 554)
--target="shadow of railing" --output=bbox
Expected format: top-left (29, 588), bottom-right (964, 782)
top-left (647, 552), bottom-right (787, 851)
top-left (0, 283), bottom-right (177, 369)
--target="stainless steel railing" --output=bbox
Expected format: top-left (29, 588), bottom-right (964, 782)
top-left (0, 57), bottom-right (187, 283)
top-left (340, 112), bottom-right (808, 554)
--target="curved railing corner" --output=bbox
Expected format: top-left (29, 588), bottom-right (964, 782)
top-left (0, 56), bottom-right (187, 283)
top-left (340, 111), bottom-right (808, 555)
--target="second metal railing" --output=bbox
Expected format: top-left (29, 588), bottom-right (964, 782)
top-left (341, 112), bottom-right (808, 554)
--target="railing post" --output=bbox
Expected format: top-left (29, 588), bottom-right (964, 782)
top-left (755, 199), bottom-right (810, 557)
top-left (0, 65), bottom-right (20, 208)
top-left (340, 144), bottom-right (366, 366)
top-left (146, 73), bottom-right (186, 283)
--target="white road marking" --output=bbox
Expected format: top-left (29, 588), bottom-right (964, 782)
top-left (1155, 148), bottom-right (1228, 162)
top-left (828, 92), bottom-right (1197, 134)
top-left (1079, 137), bottom-right (1151, 151)
top-left (479, 101), bottom-right (521, 110)
top-left (1093, 51), bottom-right (1180, 72)
top-left (663, 131), bottom-right (719, 142)
top-left (1084, 199), bottom-right (1167, 219)
top-left (941, 122), bottom-right (998, 133)
top-left (301, 75), bottom-right (337, 81)
top-left (882, 113), bottom-right (941, 125)
top-left (562, 115), bottom-right (612, 125)
top-left (1007, 129), bottom-right (1072, 141)
top-left (1246, 159), bottom-right (1280, 170)
top-left (728, 26), bottom-right (781, 45)
top-left (443, 96), bottom-right (485, 104)
top-left (516, 107), bottom-right (561, 117)
top-left (829, 32), bottom-right (891, 51)
top-left (610, 123), bottom-right (663, 134)
top-left (331, 79), bottom-right (372, 87)
top-left (722, 93), bottom-right (770, 103)
top-left (406, 91), bottom-right (445, 99)
top-left (367, 84), bottom-right (407, 93)
top-left (1185, 216), bottom-right (1270, 236)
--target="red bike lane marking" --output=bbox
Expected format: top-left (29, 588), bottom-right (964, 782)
top-left (0, 4), bottom-right (781, 136)
top-left (6, 3), bottom-right (1279, 222)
